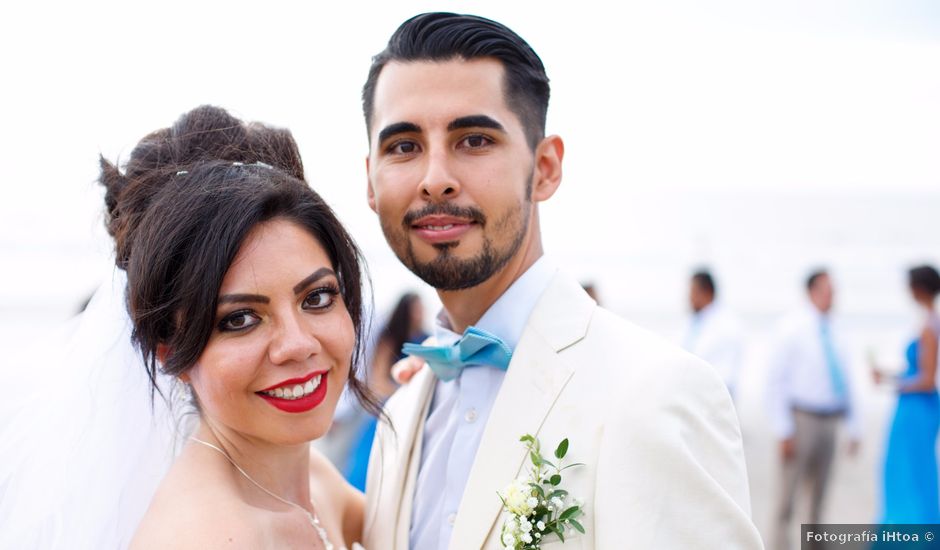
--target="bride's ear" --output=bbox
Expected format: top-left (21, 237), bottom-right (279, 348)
top-left (156, 344), bottom-right (176, 373)
top-left (157, 344), bottom-right (192, 383)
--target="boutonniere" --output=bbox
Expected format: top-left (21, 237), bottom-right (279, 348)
top-left (498, 434), bottom-right (585, 549)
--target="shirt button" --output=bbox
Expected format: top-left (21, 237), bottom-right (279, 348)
top-left (447, 513), bottom-right (457, 526)
top-left (464, 408), bottom-right (478, 423)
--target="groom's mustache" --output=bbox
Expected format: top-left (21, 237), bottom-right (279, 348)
top-left (402, 203), bottom-right (487, 227)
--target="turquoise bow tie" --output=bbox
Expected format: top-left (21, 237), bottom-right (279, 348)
top-left (402, 326), bottom-right (513, 382)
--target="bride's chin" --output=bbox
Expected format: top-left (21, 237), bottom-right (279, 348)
top-left (274, 413), bottom-right (336, 447)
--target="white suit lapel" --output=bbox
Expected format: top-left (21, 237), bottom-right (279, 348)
top-left (448, 272), bottom-right (595, 550)
top-left (364, 365), bottom-right (436, 550)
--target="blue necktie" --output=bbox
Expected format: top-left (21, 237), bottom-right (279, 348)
top-left (820, 320), bottom-right (847, 399)
top-left (402, 326), bottom-right (513, 382)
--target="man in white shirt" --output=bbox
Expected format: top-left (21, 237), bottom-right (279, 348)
top-left (682, 270), bottom-right (744, 399)
top-left (360, 12), bottom-right (762, 549)
top-left (766, 270), bottom-right (860, 550)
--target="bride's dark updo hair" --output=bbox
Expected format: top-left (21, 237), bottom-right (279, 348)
top-left (100, 105), bottom-right (379, 415)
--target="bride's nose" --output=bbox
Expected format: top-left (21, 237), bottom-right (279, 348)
top-left (268, 311), bottom-right (321, 365)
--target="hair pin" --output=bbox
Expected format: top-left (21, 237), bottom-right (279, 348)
top-left (175, 161), bottom-right (272, 177)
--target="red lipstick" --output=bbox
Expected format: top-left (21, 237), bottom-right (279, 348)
top-left (256, 370), bottom-right (329, 414)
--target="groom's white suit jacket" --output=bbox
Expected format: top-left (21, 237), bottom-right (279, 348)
top-left (363, 272), bottom-right (763, 549)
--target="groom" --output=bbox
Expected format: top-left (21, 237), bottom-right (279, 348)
top-left (361, 13), bottom-right (762, 550)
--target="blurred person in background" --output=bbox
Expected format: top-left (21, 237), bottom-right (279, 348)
top-left (872, 265), bottom-right (940, 523)
top-left (344, 292), bottom-right (428, 490)
top-left (367, 292), bottom-right (428, 399)
top-left (766, 269), bottom-right (861, 550)
top-left (681, 269), bottom-right (743, 399)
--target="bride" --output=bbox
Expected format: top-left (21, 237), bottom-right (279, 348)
top-left (2, 105), bottom-right (379, 549)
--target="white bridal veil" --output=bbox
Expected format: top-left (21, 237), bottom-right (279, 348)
top-left (0, 267), bottom-right (187, 549)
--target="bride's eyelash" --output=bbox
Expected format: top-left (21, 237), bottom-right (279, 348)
top-left (304, 284), bottom-right (341, 310)
top-left (217, 309), bottom-right (259, 332)
top-left (215, 283), bottom-right (341, 332)
top-left (311, 283), bottom-right (340, 296)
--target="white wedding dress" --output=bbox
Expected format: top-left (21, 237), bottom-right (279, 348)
top-left (0, 266), bottom-right (185, 549)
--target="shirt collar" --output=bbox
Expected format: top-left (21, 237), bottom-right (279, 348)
top-left (805, 302), bottom-right (830, 324)
top-left (694, 301), bottom-right (718, 322)
top-left (433, 256), bottom-right (558, 350)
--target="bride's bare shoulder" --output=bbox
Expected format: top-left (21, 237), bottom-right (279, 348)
top-left (130, 453), bottom-right (266, 550)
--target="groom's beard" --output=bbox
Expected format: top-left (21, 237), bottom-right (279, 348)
top-left (382, 198), bottom-right (531, 291)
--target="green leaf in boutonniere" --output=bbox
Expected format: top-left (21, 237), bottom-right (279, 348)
top-left (497, 434), bottom-right (585, 549)
top-left (554, 438), bottom-right (568, 460)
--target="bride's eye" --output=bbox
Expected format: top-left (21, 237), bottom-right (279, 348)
top-left (303, 286), bottom-right (339, 311)
top-left (218, 310), bottom-right (261, 332)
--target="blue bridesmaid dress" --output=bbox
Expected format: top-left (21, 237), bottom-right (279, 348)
top-left (881, 337), bottom-right (940, 523)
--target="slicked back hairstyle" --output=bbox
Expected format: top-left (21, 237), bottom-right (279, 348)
top-left (98, 105), bottom-right (382, 418)
top-left (362, 12), bottom-right (550, 150)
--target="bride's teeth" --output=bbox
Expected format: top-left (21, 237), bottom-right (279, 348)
top-left (263, 374), bottom-right (326, 400)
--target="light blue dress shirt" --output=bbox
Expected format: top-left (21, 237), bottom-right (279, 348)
top-left (766, 305), bottom-right (860, 439)
top-left (409, 256), bottom-right (558, 550)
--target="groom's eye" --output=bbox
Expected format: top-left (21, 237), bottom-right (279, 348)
top-left (459, 134), bottom-right (493, 149)
top-left (388, 140), bottom-right (420, 155)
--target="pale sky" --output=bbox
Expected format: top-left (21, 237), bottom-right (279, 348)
top-left (1, 0), bottom-right (938, 324)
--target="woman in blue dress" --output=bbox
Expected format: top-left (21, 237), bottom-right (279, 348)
top-left (875, 265), bottom-right (940, 523)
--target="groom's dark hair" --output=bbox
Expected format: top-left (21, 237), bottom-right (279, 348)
top-left (362, 12), bottom-right (550, 150)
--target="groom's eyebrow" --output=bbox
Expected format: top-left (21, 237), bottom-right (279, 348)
top-left (447, 115), bottom-right (505, 133)
top-left (378, 122), bottom-right (421, 144)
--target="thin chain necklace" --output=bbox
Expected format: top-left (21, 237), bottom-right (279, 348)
top-left (189, 436), bottom-right (333, 550)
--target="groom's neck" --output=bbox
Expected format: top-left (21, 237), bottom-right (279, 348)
top-left (437, 240), bottom-right (543, 334)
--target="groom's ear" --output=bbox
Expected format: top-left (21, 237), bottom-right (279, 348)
top-left (531, 135), bottom-right (564, 203)
top-left (366, 155), bottom-right (377, 213)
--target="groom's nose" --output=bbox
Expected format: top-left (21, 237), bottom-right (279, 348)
top-left (419, 148), bottom-right (460, 202)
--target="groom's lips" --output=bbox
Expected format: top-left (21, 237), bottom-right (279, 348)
top-left (411, 215), bottom-right (476, 244)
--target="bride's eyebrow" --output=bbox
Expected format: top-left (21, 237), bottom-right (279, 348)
top-left (218, 293), bottom-right (269, 305)
top-left (292, 267), bottom-right (337, 295)
top-left (216, 268), bottom-right (336, 305)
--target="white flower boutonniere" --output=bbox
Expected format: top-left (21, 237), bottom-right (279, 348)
top-left (498, 434), bottom-right (585, 549)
